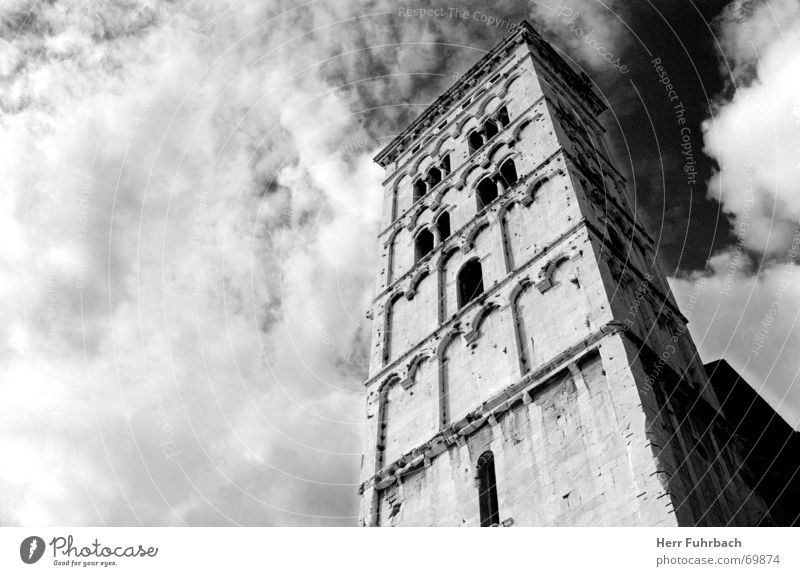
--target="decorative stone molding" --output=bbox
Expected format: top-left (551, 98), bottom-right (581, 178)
top-left (501, 70), bottom-right (523, 92)
top-left (521, 168), bottom-right (563, 206)
top-left (463, 330), bottom-right (480, 347)
top-left (406, 267), bottom-right (429, 300)
top-left (462, 217), bottom-right (491, 252)
top-left (465, 302), bottom-right (500, 344)
top-left (568, 362), bottom-right (587, 388)
top-left (374, 475), bottom-right (396, 491)
top-left (388, 287), bottom-right (406, 306)
top-left (436, 328), bottom-right (462, 359)
top-left (460, 164), bottom-right (483, 189)
top-left (508, 275), bottom-right (532, 303)
top-left (491, 149), bottom-right (517, 171)
top-left (383, 225), bottom-right (400, 248)
top-left (431, 138), bottom-right (449, 158)
top-left (369, 221), bottom-right (589, 388)
top-left (377, 373), bottom-right (401, 399)
top-left (432, 185), bottom-right (448, 206)
top-left (405, 351), bottom-right (433, 386)
top-left (430, 203), bottom-right (449, 223)
top-left (435, 244), bottom-right (462, 271)
top-left (536, 253), bottom-right (570, 293)
top-left (486, 140), bottom-right (513, 163)
top-left (511, 117), bottom-right (535, 142)
top-left (396, 377), bottom-right (411, 390)
top-left (458, 415), bottom-right (488, 436)
top-left (407, 204), bottom-right (428, 230)
top-left (424, 438), bottom-right (448, 460)
top-left (389, 170), bottom-right (408, 195)
top-left (456, 115), bottom-right (482, 139)
top-left (362, 322), bottom-right (608, 490)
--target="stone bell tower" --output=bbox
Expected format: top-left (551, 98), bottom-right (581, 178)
top-left (358, 21), bottom-right (783, 527)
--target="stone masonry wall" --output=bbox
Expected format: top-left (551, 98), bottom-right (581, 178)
top-left (361, 23), bottom-right (774, 527)
top-left (374, 345), bottom-right (679, 526)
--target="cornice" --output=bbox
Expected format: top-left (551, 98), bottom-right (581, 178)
top-left (374, 21), bottom-right (535, 167)
top-left (374, 19), bottom-right (606, 169)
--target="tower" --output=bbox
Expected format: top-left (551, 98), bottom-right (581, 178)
top-left (359, 21), bottom-right (786, 526)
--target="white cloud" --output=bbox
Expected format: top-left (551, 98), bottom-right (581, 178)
top-left (713, 0), bottom-right (800, 85)
top-left (671, 251), bottom-right (800, 429)
top-left (528, 0), bottom-right (631, 74)
top-left (703, 0), bottom-right (800, 254)
top-left (3, 0), bottom-right (541, 526)
top-left (676, 0), bottom-right (800, 431)
top-left (15, 0), bottom-right (794, 527)
top-left (0, 0), bottom-right (390, 525)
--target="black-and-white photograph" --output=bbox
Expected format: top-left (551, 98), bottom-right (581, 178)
top-left (1, 0), bottom-right (799, 567)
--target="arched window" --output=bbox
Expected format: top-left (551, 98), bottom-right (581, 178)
top-left (477, 178), bottom-right (498, 210)
top-left (483, 119), bottom-right (498, 141)
top-left (477, 451), bottom-right (500, 527)
top-left (436, 211), bottom-right (451, 242)
top-left (413, 178), bottom-right (427, 202)
top-left (440, 154), bottom-right (451, 175)
top-left (496, 106), bottom-right (510, 128)
top-left (499, 158), bottom-right (518, 187)
top-left (415, 228), bottom-right (434, 262)
top-left (468, 130), bottom-right (484, 154)
top-left (457, 258), bottom-right (484, 308)
top-left (428, 166), bottom-right (442, 188)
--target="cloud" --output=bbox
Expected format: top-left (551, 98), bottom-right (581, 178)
top-left (10, 0), bottom-right (796, 528)
top-left (674, 0), bottom-right (800, 431)
top-left (0, 0), bottom-right (540, 526)
top-left (712, 0), bottom-right (800, 86)
top-left (527, 0), bottom-right (631, 74)
top-left (703, 0), bottom-right (800, 255)
top-left (671, 250), bottom-right (800, 430)
top-left (0, 0), bottom-right (386, 525)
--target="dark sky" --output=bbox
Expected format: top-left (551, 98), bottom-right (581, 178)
top-left (592, 0), bottom-right (735, 274)
top-left (347, 0), bottom-right (739, 274)
top-left (7, 0), bottom-right (796, 527)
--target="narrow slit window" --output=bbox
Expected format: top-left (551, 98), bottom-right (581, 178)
top-left (413, 178), bottom-right (427, 202)
top-left (457, 258), bottom-right (484, 308)
top-left (499, 158), bottom-right (518, 187)
top-left (483, 119), bottom-right (498, 141)
top-left (428, 166), bottom-right (442, 188)
top-left (477, 178), bottom-right (498, 210)
top-left (468, 131), bottom-right (484, 154)
top-left (415, 228), bottom-right (434, 262)
top-left (440, 154), bottom-right (451, 175)
top-left (477, 451), bottom-right (500, 527)
top-left (436, 212), bottom-right (451, 242)
top-left (496, 106), bottom-right (510, 128)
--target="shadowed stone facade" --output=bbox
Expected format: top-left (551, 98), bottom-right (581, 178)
top-left (359, 21), bottom-right (798, 527)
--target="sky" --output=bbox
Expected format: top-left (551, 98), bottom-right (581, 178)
top-left (0, 0), bottom-right (798, 526)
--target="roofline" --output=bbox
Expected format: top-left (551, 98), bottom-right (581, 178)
top-left (373, 20), bottom-right (537, 167)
